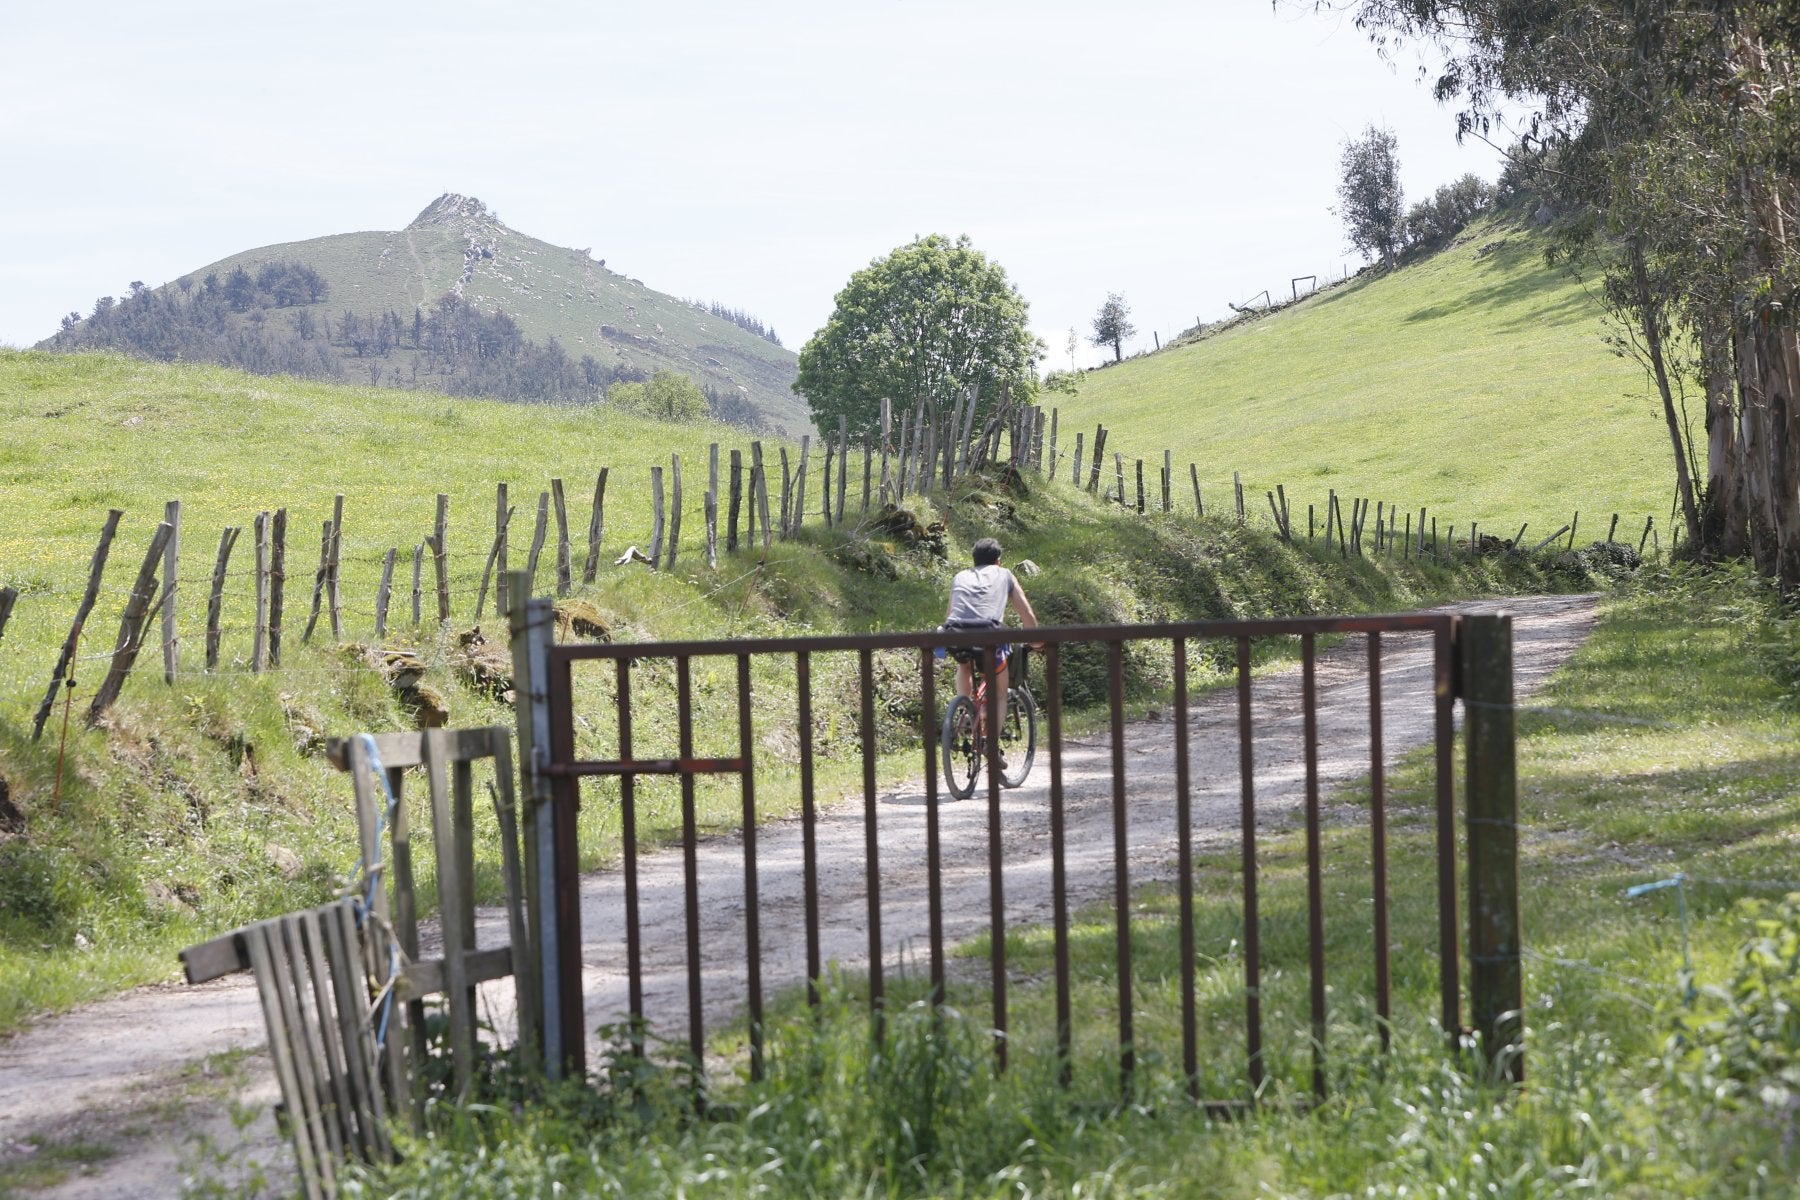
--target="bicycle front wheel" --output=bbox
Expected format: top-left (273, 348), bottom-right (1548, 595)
top-left (1000, 686), bottom-right (1038, 788)
top-left (940, 694), bottom-right (980, 800)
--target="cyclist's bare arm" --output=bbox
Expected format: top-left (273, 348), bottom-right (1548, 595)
top-left (1008, 578), bottom-right (1043, 647)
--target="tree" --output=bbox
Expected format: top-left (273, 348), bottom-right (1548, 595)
top-left (1090, 293), bottom-right (1135, 362)
top-left (1336, 125), bottom-right (1404, 267)
top-left (794, 234), bottom-right (1042, 437)
top-left (610, 369), bottom-right (709, 422)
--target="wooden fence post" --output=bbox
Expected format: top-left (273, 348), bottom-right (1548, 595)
top-left (87, 521), bottom-right (174, 725)
top-left (777, 447), bottom-right (792, 538)
top-left (756, 454), bottom-right (774, 556)
top-left (34, 510), bottom-right (123, 739)
top-left (329, 494), bottom-right (346, 641)
top-left (1568, 511), bottom-right (1579, 550)
top-left (1233, 472), bottom-right (1245, 523)
top-left (729, 450), bottom-right (743, 551)
top-left (376, 547), bottom-right (397, 638)
top-left (1162, 450), bottom-right (1172, 513)
top-left (1048, 407), bottom-right (1060, 477)
top-left (1606, 513), bottom-right (1619, 543)
top-left (1461, 613), bottom-right (1524, 1082)
top-left (0, 586), bottom-right (15, 648)
top-left (205, 526), bottom-right (239, 671)
top-left (269, 509), bottom-right (287, 667)
top-left (524, 492), bottom-right (549, 594)
top-left (794, 436), bottom-right (810, 530)
top-left (476, 506), bottom-right (514, 621)
top-left (860, 434), bottom-right (872, 514)
top-left (551, 480), bottom-right (572, 598)
top-left (1087, 426), bottom-right (1106, 492)
top-left (1190, 464), bottom-right (1203, 516)
top-left (583, 470), bottom-right (608, 586)
top-left (1135, 459), bottom-right (1146, 513)
top-left (432, 494), bottom-right (450, 624)
top-left (162, 499), bottom-right (181, 683)
top-left (1114, 453), bottom-right (1126, 506)
top-left (412, 543), bottom-right (424, 625)
top-left (668, 455), bottom-right (683, 571)
top-left (878, 398), bottom-right (892, 506)
top-left (649, 466), bottom-right (666, 568)
top-left (252, 511), bottom-right (270, 672)
top-left (304, 521), bottom-right (331, 643)
top-left (1072, 433), bottom-right (1084, 489)
top-left (496, 482), bottom-right (511, 617)
top-left (708, 443), bottom-right (721, 567)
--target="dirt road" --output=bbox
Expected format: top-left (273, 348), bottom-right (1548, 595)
top-left (0, 594), bottom-right (1598, 1196)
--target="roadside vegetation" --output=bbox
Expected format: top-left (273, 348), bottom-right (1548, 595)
top-left (344, 565), bottom-right (1800, 1199)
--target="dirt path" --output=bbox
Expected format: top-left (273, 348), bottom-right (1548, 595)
top-left (0, 595), bottom-right (1598, 1196)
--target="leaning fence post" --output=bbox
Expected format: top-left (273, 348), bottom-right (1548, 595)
top-left (583, 470), bottom-right (608, 586)
top-left (161, 499), bottom-right (181, 683)
top-left (1461, 613), bottom-right (1523, 1083)
top-left (205, 526), bottom-right (239, 671)
top-left (551, 480), bottom-right (572, 598)
top-left (87, 521), bottom-right (174, 725)
top-left (329, 494), bottom-right (346, 640)
top-left (35, 510), bottom-right (123, 739)
top-left (252, 512), bottom-right (270, 671)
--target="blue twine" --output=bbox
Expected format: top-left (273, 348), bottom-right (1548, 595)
top-left (346, 733), bottom-right (402, 1047)
top-left (1627, 873), bottom-right (1696, 1005)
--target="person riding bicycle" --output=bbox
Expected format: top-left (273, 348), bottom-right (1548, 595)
top-left (944, 537), bottom-right (1039, 741)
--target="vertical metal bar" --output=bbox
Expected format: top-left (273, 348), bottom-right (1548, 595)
top-left (1172, 639), bottom-right (1198, 1100)
top-left (858, 648), bottom-right (885, 1043)
top-left (1435, 620), bottom-right (1462, 1042)
top-left (1107, 640), bottom-right (1133, 1099)
top-left (797, 652), bottom-right (822, 1007)
top-left (1463, 614), bottom-right (1523, 1081)
top-left (1045, 644), bottom-right (1072, 1088)
top-left (507, 580), bottom-right (562, 1076)
top-left (984, 645), bottom-right (1008, 1071)
top-left (1301, 633), bottom-right (1327, 1101)
top-left (676, 656), bottom-right (705, 1074)
top-left (920, 649), bottom-right (945, 1006)
top-left (544, 647), bottom-right (588, 1078)
top-left (1368, 633), bottom-right (1392, 1053)
top-left (1236, 636), bottom-right (1264, 1094)
top-left (614, 658), bottom-right (643, 1034)
top-left (737, 654), bottom-right (764, 1081)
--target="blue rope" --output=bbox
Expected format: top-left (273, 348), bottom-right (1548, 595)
top-left (1627, 873), bottom-right (1696, 1004)
top-left (346, 733), bottom-right (403, 1047)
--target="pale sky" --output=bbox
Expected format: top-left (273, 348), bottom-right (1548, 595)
top-left (1, 0), bottom-right (1504, 370)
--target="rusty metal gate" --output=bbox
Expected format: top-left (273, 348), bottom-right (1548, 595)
top-left (507, 587), bottom-right (1522, 1103)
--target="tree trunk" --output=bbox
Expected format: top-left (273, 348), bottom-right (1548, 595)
top-left (1699, 316), bottom-right (1749, 559)
top-left (1629, 237), bottom-right (1704, 548)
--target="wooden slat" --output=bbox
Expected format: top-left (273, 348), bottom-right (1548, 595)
top-left (181, 929), bottom-right (250, 984)
top-left (247, 923), bottom-right (326, 1200)
top-left (400, 946), bottom-right (515, 996)
top-left (298, 909), bottom-right (358, 1161)
top-left (284, 916), bottom-right (348, 1169)
top-left (424, 730), bottom-right (475, 1099)
top-left (487, 727), bottom-right (538, 1070)
top-left (322, 901), bottom-right (388, 1162)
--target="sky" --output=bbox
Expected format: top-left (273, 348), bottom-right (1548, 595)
top-left (0, 0), bottom-right (1507, 370)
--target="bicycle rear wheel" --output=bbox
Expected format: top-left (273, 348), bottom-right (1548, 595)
top-left (940, 694), bottom-right (980, 800)
top-left (1000, 686), bottom-right (1038, 788)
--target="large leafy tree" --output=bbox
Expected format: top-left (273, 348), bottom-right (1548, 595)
top-left (795, 235), bottom-right (1042, 437)
top-left (1337, 124), bottom-right (1405, 267)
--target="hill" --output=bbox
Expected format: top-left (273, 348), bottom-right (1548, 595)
top-left (39, 193), bottom-right (810, 435)
top-left (1071, 213), bottom-right (1672, 534)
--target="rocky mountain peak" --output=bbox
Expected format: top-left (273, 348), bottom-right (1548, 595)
top-left (407, 193), bottom-right (502, 231)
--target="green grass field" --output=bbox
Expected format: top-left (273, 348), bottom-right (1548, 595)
top-left (1069, 212), bottom-right (1671, 537)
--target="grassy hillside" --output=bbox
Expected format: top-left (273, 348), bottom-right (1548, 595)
top-left (1071, 213), bottom-right (1671, 536)
top-left (0, 350), bottom-right (1600, 1032)
top-left (51, 193), bottom-right (809, 434)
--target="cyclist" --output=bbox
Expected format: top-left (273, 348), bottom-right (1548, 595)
top-left (943, 537), bottom-right (1040, 744)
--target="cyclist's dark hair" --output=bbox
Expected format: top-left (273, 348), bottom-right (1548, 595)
top-left (972, 537), bottom-right (1002, 567)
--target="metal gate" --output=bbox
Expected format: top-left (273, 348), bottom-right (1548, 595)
top-left (507, 582), bottom-right (1522, 1103)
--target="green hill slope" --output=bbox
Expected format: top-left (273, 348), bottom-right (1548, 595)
top-left (45, 193), bottom-right (809, 435)
top-left (1072, 214), bottom-right (1671, 535)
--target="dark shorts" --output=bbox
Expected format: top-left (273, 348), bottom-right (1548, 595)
top-left (942, 621), bottom-right (1009, 670)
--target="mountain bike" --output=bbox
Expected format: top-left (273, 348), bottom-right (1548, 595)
top-left (939, 645), bottom-right (1038, 800)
